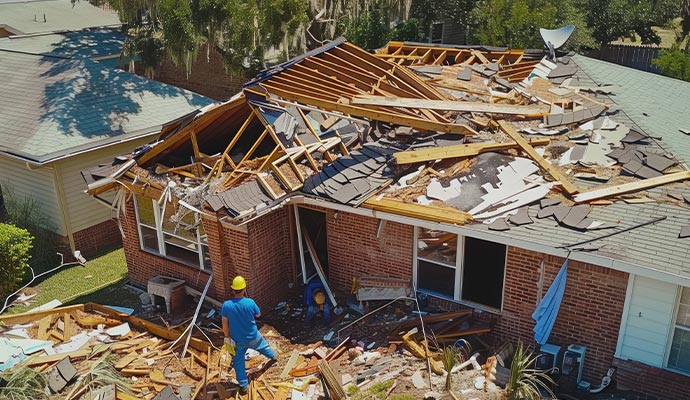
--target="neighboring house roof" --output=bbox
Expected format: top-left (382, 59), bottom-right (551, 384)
top-left (0, 28), bottom-right (125, 59)
top-left (0, 50), bottom-right (213, 163)
top-left (572, 54), bottom-right (690, 164)
top-left (0, 0), bottom-right (121, 35)
top-left (83, 39), bottom-right (690, 286)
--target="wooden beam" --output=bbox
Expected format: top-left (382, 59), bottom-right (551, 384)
top-left (216, 112), bottom-right (256, 178)
top-left (498, 120), bottom-right (579, 195)
top-left (362, 197), bottom-right (473, 225)
top-left (352, 95), bottom-right (550, 116)
top-left (574, 171), bottom-right (690, 203)
top-left (260, 83), bottom-right (477, 135)
top-left (393, 138), bottom-right (550, 165)
top-left (0, 304), bottom-right (84, 326)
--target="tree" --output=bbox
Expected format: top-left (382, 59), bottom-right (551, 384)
top-left (410, 0), bottom-right (476, 43)
top-left (0, 223), bottom-right (33, 299)
top-left (586, 0), bottom-right (681, 46)
top-left (469, 0), bottom-right (558, 48)
top-left (653, 44), bottom-right (690, 82)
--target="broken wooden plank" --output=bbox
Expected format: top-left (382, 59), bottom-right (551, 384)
top-left (37, 315), bottom-right (51, 340)
top-left (351, 95), bottom-right (550, 116)
top-left (574, 171), bottom-right (690, 203)
top-left (318, 360), bottom-right (346, 400)
top-left (63, 313), bottom-right (71, 341)
top-left (280, 350), bottom-right (300, 380)
top-left (393, 138), bottom-right (550, 165)
top-left (0, 304), bottom-right (84, 326)
top-left (498, 120), bottom-right (579, 195)
top-left (363, 197), bottom-right (473, 225)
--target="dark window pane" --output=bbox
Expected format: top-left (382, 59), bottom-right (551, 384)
top-left (418, 259), bottom-right (455, 298)
top-left (140, 226), bottom-right (159, 253)
top-left (669, 328), bottom-right (690, 373)
top-left (165, 242), bottom-right (200, 267)
top-left (462, 237), bottom-right (506, 309)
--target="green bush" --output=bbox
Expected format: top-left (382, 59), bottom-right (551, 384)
top-left (653, 44), bottom-right (690, 82)
top-left (0, 223), bottom-right (33, 298)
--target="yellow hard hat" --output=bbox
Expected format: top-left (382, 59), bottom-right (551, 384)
top-left (314, 291), bottom-right (326, 305)
top-left (231, 276), bottom-right (247, 291)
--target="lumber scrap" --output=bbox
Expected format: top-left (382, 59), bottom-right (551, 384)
top-left (363, 197), bottom-right (472, 225)
top-left (280, 350), bottom-right (300, 380)
top-left (574, 171), bottom-right (690, 203)
top-left (85, 303), bottom-right (210, 352)
top-left (393, 138), bottom-right (550, 165)
top-left (0, 304), bottom-right (84, 326)
top-left (401, 330), bottom-right (443, 375)
top-left (498, 120), bottom-right (579, 194)
top-left (351, 95), bottom-right (550, 116)
top-left (318, 360), bottom-right (346, 400)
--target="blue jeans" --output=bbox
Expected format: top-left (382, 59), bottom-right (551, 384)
top-left (306, 303), bottom-right (331, 323)
top-left (233, 334), bottom-right (276, 388)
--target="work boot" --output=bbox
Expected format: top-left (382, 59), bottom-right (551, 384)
top-left (239, 386), bottom-right (249, 395)
top-left (265, 358), bottom-right (277, 370)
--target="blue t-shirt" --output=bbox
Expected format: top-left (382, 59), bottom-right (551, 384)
top-left (220, 297), bottom-right (261, 342)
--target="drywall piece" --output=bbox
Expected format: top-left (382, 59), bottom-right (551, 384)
top-left (53, 331), bottom-right (90, 354)
top-left (488, 218), bottom-right (511, 231)
top-left (467, 159), bottom-right (539, 216)
top-left (540, 198), bottom-right (561, 208)
top-left (475, 184), bottom-right (553, 220)
top-left (458, 67), bottom-right (472, 81)
top-left (508, 207), bottom-right (534, 225)
top-left (426, 178), bottom-right (462, 202)
top-left (416, 195), bottom-right (433, 205)
top-left (28, 300), bottom-right (63, 313)
top-left (680, 226), bottom-right (690, 238)
top-left (106, 322), bottom-right (131, 337)
top-left (580, 124), bottom-right (629, 167)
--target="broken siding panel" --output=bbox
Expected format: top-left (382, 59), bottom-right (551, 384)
top-left (619, 276), bottom-right (676, 367)
top-left (0, 155), bottom-right (64, 234)
top-left (57, 138), bottom-right (153, 233)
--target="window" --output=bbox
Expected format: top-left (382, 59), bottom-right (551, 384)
top-left (415, 227), bottom-right (506, 310)
top-left (431, 22), bottom-right (444, 44)
top-left (669, 287), bottom-right (690, 373)
top-left (134, 195), bottom-right (210, 269)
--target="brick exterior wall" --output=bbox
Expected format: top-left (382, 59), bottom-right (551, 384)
top-left (324, 209), bottom-right (414, 295)
top-left (612, 357), bottom-right (690, 400)
top-left (72, 219), bottom-right (122, 257)
top-left (150, 45), bottom-right (249, 101)
top-left (118, 201), bottom-right (684, 399)
top-left (494, 247), bottom-right (628, 384)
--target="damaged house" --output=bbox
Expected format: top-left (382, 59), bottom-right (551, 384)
top-left (83, 39), bottom-right (690, 399)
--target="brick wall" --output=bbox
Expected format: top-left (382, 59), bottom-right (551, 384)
top-left (151, 44), bottom-right (249, 101)
top-left (246, 208), bottom-right (291, 311)
top-left (72, 219), bottom-right (122, 257)
top-left (494, 247), bottom-right (628, 384)
top-left (325, 209), bottom-right (414, 296)
top-left (612, 357), bottom-right (690, 400)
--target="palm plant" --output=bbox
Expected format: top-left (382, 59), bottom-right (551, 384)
top-left (440, 345), bottom-right (461, 390)
top-left (506, 341), bottom-right (556, 400)
top-left (0, 366), bottom-right (50, 400)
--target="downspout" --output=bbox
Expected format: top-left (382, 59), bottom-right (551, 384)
top-left (25, 161), bottom-right (76, 254)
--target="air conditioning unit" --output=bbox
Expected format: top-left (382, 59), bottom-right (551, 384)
top-left (535, 343), bottom-right (563, 372)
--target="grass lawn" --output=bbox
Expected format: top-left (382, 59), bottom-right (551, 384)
top-left (8, 248), bottom-right (134, 314)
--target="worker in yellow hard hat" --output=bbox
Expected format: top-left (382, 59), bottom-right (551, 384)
top-left (221, 276), bottom-right (277, 395)
top-left (305, 277), bottom-right (331, 323)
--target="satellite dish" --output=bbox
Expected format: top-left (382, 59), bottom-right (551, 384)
top-left (540, 25), bottom-right (575, 61)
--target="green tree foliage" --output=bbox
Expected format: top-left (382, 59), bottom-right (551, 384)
top-left (469, 0), bottom-right (558, 48)
top-left (586, 0), bottom-right (681, 46)
top-left (653, 44), bottom-right (690, 81)
top-left (410, 0), bottom-right (475, 43)
top-left (0, 223), bottom-right (33, 299)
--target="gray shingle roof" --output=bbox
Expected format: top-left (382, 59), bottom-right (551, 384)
top-left (0, 0), bottom-right (121, 35)
top-left (0, 29), bottom-right (125, 59)
top-left (0, 50), bottom-right (213, 163)
top-left (572, 54), bottom-right (690, 164)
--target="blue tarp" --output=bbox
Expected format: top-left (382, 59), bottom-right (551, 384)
top-left (532, 259), bottom-right (569, 345)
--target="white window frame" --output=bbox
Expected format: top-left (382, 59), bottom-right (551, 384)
top-left (413, 226), bottom-right (506, 312)
top-left (666, 286), bottom-right (690, 375)
top-left (134, 195), bottom-right (209, 270)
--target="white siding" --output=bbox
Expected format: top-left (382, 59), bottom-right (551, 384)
top-left (619, 276), bottom-right (676, 367)
top-left (0, 155), bottom-right (64, 234)
top-left (55, 137), bottom-right (153, 233)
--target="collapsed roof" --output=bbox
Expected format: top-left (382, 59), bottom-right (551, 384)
top-left (84, 38), bottom-right (690, 283)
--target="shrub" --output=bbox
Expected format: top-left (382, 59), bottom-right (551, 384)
top-left (0, 223), bottom-right (33, 298)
